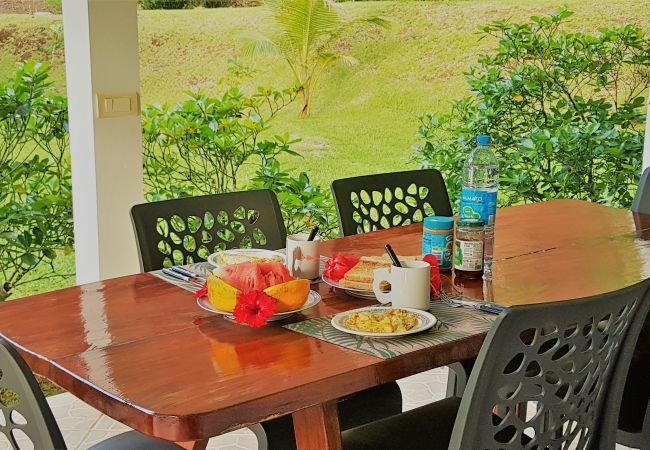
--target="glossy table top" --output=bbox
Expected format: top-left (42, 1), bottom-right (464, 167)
top-left (0, 199), bottom-right (648, 443)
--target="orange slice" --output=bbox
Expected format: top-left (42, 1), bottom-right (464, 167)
top-left (264, 279), bottom-right (310, 313)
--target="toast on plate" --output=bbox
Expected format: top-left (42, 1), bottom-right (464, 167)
top-left (340, 255), bottom-right (421, 290)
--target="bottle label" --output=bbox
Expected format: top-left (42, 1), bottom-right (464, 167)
top-left (454, 239), bottom-right (484, 272)
top-left (460, 188), bottom-right (497, 225)
top-left (422, 230), bottom-right (454, 269)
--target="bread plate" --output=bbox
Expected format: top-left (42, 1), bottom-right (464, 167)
top-left (321, 273), bottom-right (376, 299)
top-left (207, 249), bottom-right (285, 268)
top-left (331, 306), bottom-right (437, 338)
top-left (196, 290), bottom-right (321, 321)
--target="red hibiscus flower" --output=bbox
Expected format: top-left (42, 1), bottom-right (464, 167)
top-left (193, 281), bottom-right (208, 300)
top-left (423, 254), bottom-right (441, 298)
top-left (324, 254), bottom-right (360, 281)
top-left (233, 290), bottom-right (277, 327)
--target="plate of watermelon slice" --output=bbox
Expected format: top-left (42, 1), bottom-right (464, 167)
top-left (197, 290), bottom-right (321, 321)
top-left (200, 261), bottom-right (321, 322)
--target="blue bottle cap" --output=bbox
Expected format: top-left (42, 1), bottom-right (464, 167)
top-left (476, 135), bottom-right (491, 145)
top-left (423, 216), bottom-right (454, 230)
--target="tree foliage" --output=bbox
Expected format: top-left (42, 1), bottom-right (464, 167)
top-left (0, 61), bottom-right (73, 301)
top-left (414, 8), bottom-right (649, 208)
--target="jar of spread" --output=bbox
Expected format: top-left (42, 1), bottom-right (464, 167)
top-left (454, 219), bottom-right (485, 279)
top-left (422, 216), bottom-right (454, 272)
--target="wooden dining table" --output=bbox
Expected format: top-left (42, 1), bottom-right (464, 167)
top-left (1, 199), bottom-right (649, 450)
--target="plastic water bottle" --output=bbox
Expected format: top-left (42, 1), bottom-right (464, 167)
top-left (459, 135), bottom-right (499, 279)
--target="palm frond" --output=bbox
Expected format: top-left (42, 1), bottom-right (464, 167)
top-left (267, 0), bottom-right (342, 62)
top-left (240, 31), bottom-right (281, 57)
top-left (318, 53), bottom-right (357, 67)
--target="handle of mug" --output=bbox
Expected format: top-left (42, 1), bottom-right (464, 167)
top-left (372, 268), bottom-right (392, 304)
top-left (291, 248), bottom-right (302, 275)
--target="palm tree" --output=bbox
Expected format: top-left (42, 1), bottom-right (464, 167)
top-left (242, 0), bottom-right (389, 117)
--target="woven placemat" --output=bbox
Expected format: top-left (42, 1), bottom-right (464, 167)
top-left (283, 296), bottom-right (497, 359)
top-left (152, 261), bottom-right (498, 360)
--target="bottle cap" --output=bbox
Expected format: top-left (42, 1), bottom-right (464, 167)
top-left (457, 218), bottom-right (485, 227)
top-left (423, 216), bottom-right (454, 230)
top-left (476, 135), bottom-right (491, 145)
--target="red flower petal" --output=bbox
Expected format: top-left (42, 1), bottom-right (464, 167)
top-left (193, 282), bottom-right (208, 300)
top-left (233, 290), bottom-right (277, 327)
top-left (423, 254), bottom-right (442, 298)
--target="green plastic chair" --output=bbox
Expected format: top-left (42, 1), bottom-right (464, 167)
top-left (330, 169), bottom-right (453, 236)
top-left (342, 279), bottom-right (650, 450)
top-left (0, 338), bottom-right (182, 449)
top-left (130, 190), bottom-right (287, 271)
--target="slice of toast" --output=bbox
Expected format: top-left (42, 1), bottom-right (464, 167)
top-left (343, 258), bottom-right (390, 283)
top-left (343, 255), bottom-right (422, 284)
top-left (338, 278), bottom-right (373, 290)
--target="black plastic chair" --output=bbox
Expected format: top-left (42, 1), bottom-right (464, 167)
top-left (632, 167), bottom-right (650, 215)
top-left (130, 190), bottom-right (287, 271)
top-left (617, 308), bottom-right (650, 448)
top-left (0, 338), bottom-right (181, 449)
top-left (330, 169), bottom-right (453, 236)
top-left (342, 279), bottom-right (650, 450)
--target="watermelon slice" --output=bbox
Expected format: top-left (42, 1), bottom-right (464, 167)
top-left (259, 262), bottom-right (292, 286)
top-left (214, 262), bottom-right (294, 293)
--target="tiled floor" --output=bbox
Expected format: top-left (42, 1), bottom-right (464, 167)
top-left (0, 367), bottom-right (634, 449)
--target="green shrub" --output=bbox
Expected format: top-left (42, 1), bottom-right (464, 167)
top-left (142, 86), bottom-right (340, 237)
top-left (142, 86), bottom-right (297, 196)
top-left (0, 62), bottom-right (73, 301)
top-left (413, 8), bottom-right (649, 209)
top-left (139, 0), bottom-right (190, 9)
top-left (250, 157), bottom-right (339, 238)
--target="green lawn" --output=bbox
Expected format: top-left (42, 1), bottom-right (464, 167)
top-left (1, 0), bottom-right (648, 298)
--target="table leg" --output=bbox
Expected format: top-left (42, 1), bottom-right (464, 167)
top-left (293, 400), bottom-right (342, 450)
top-left (175, 439), bottom-right (209, 450)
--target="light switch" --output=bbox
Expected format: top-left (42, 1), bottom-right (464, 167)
top-left (113, 97), bottom-right (131, 113)
top-left (104, 98), bottom-right (114, 113)
top-left (96, 93), bottom-right (139, 118)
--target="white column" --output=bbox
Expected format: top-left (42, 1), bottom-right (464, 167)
top-left (62, 0), bottom-right (144, 284)
top-left (644, 87), bottom-right (650, 171)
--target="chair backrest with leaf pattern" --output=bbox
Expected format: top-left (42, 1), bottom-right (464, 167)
top-left (131, 190), bottom-right (287, 271)
top-left (330, 169), bottom-right (453, 236)
top-left (0, 338), bottom-right (67, 450)
top-left (450, 279), bottom-right (650, 450)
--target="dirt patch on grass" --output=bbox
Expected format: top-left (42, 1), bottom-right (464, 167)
top-left (0, 0), bottom-right (55, 14)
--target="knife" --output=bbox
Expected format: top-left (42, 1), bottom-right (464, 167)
top-left (162, 268), bottom-right (204, 286)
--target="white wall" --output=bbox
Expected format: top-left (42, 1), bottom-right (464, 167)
top-left (62, 0), bottom-right (144, 283)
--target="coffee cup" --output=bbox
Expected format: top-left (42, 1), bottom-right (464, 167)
top-left (372, 260), bottom-right (431, 310)
top-left (286, 233), bottom-right (321, 280)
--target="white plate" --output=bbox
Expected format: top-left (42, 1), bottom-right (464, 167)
top-left (197, 290), bottom-right (321, 322)
top-left (331, 306), bottom-right (437, 338)
top-left (207, 249), bottom-right (286, 268)
top-left (321, 274), bottom-right (376, 299)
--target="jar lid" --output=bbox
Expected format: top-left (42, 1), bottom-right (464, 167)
top-left (423, 216), bottom-right (454, 230)
top-left (457, 218), bottom-right (485, 227)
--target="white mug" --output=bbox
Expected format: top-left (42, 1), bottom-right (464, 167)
top-left (286, 233), bottom-right (321, 280)
top-left (372, 261), bottom-right (431, 310)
